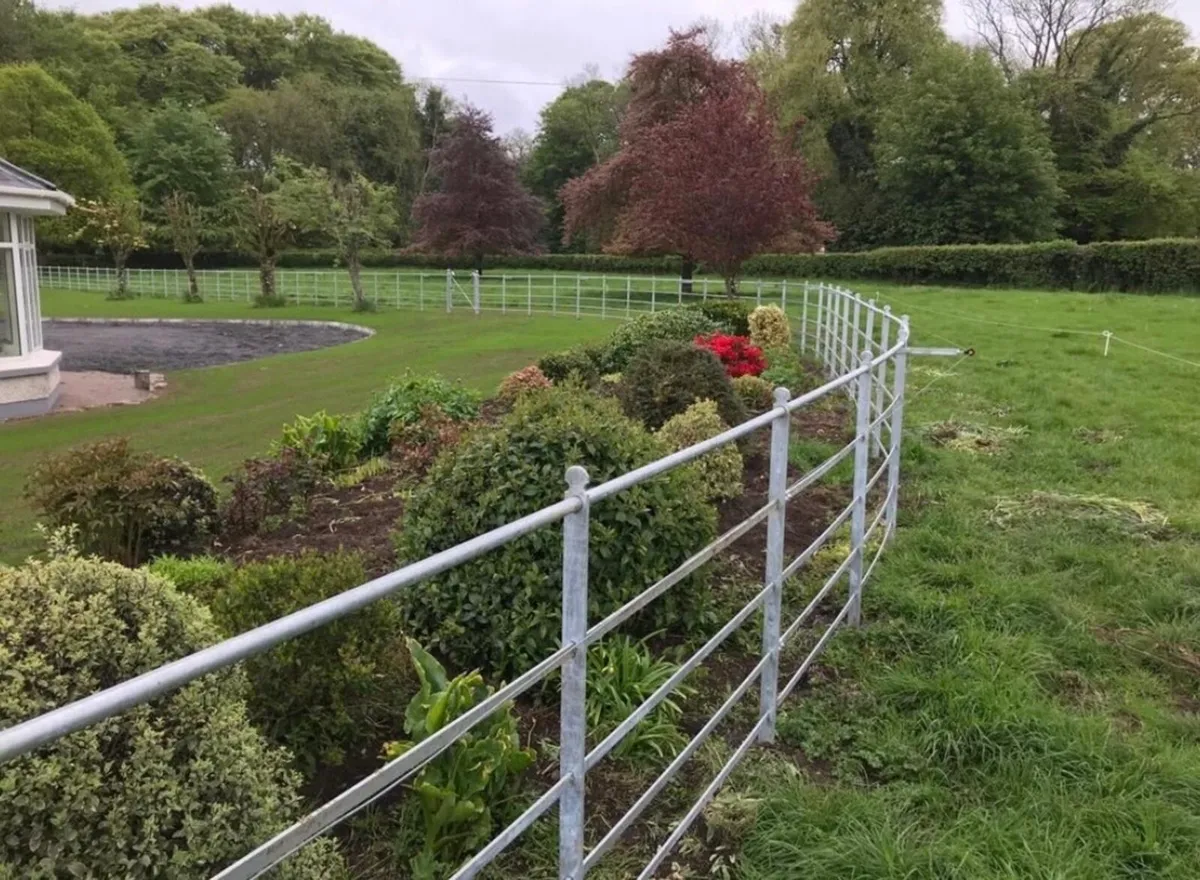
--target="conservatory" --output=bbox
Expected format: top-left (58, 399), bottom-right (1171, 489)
top-left (0, 158), bottom-right (73, 418)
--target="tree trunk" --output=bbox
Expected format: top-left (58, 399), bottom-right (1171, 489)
top-left (680, 256), bottom-right (695, 294)
top-left (113, 253), bottom-right (129, 299)
top-left (184, 255), bottom-right (200, 303)
top-left (259, 257), bottom-right (277, 303)
top-left (724, 275), bottom-right (739, 297)
top-left (475, 252), bottom-right (485, 277)
top-left (348, 251), bottom-right (366, 311)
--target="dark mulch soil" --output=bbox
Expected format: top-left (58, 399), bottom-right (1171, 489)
top-left (43, 319), bottom-right (366, 373)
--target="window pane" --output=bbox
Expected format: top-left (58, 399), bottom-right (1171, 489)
top-left (23, 251), bottom-right (40, 351)
top-left (0, 249), bottom-right (18, 356)
top-left (0, 212), bottom-right (10, 244)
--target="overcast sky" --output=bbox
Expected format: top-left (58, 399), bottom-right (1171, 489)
top-left (46, 0), bottom-right (1200, 135)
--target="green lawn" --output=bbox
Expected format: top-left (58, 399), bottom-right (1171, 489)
top-left (732, 285), bottom-right (1200, 878)
top-left (0, 290), bottom-right (612, 563)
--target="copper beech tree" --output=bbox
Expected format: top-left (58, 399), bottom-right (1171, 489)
top-left (411, 107), bottom-right (544, 273)
top-left (561, 28), bottom-right (832, 294)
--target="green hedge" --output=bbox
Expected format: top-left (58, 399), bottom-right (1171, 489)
top-left (45, 238), bottom-right (1200, 293)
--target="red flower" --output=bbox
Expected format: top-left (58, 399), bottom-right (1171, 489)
top-left (694, 333), bottom-right (766, 378)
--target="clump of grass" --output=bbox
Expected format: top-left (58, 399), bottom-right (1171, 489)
top-left (988, 492), bottom-right (1170, 538)
top-left (1074, 426), bottom-right (1125, 444)
top-left (923, 420), bottom-right (1028, 453)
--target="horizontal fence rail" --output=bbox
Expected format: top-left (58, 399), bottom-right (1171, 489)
top-left (5, 279), bottom-right (913, 879)
top-left (40, 265), bottom-right (817, 318)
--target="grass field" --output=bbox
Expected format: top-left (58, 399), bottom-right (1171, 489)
top-left (727, 286), bottom-right (1200, 878)
top-left (0, 290), bottom-right (612, 562)
top-left (4, 282), bottom-right (1200, 877)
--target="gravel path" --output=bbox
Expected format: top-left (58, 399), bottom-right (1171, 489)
top-left (43, 320), bottom-right (367, 373)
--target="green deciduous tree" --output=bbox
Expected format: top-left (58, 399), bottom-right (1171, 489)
top-left (875, 45), bottom-right (1061, 243)
top-left (75, 196), bottom-right (146, 299)
top-left (163, 191), bottom-right (206, 302)
top-left (128, 102), bottom-right (233, 211)
top-left (0, 63), bottom-right (131, 203)
top-left (524, 79), bottom-right (626, 251)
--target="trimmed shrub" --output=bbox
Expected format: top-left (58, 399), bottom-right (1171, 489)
top-left (148, 554), bottom-right (234, 605)
top-left (690, 300), bottom-right (752, 335)
top-left (694, 332), bottom-right (767, 378)
top-left (748, 305), bottom-right (792, 351)
top-left (25, 438), bottom-right (218, 567)
top-left (657, 400), bottom-right (744, 502)
top-left (733, 375), bottom-right (775, 412)
top-left (762, 345), bottom-right (809, 393)
top-left (389, 404), bottom-right (471, 483)
top-left (497, 365), bottom-right (552, 402)
top-left (360, 374), bottom-right (480, 458)
top-left (622, 340), bottom-right (748, 431)
top-left (602, 309), bottom-right (718, 373)
top-left (211, 551), bottom-right (413, 774)
top-left (395, 386), bottom-right (717, 678)
top-left (537, 345), bottom-right (605, 384)
top-left (273, 410), bottom-right (362, 471)
top-left (221, 448), bottom-right (326, 538)
top-left (0, 556), bottom-right (346, 879)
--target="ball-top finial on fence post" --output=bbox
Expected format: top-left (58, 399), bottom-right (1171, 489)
top-left (759, 386), bottom-right (791, 743)
top-left (559, 464), bottom-right (590, 880)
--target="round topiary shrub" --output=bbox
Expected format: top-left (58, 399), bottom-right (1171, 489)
top-left (537, 345), bottom-right (605, 384)
top-left (211, 551), bottom-right (414, 775)
top-left (657, 400), bottom-right (744, 502)
top-left (0, 555), bottom-right (346, 880)
top-left (395, 386), bottom-right (717, 679)
top-left (748, 305), bottom-right (792, 351)
top-left (25, 437), bottom-right (219, 567)
top-left (732, 375), bottom-right (775, 412)
top-left (602, 309), bottom-right (718, 373)
top-left (497, 365), bottom-right (553, 403)
top-left (148, 553), bottom-right (234, 605)
top-left (622, 340), bottom-right (748, 431)
top-left (690, 300), bottom-right (752, 336)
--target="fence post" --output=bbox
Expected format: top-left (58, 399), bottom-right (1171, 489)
top-left (756, 280), bottom-right (763, 307)
top-left (575, 276), bottom-right (581, 319)
top-left (625, 276), bottom-right (631, 318)
top-left (759, 386), bottom-right (791, 743)
top-left (445, 270), bottom-right (453, 312)
top-left (800, 282), bottom-right (810, 354)
top-left (780, 279), bottom-right (787, 313)
top-left (559, 465), bottom-right (590, 880)
top-left (873, 307), bottom-right (891, 456)
top-left (527, 275), bottom-right (533, 316)
top-left (864, 301), bottom-right (876, 371)
top-left (472, 271), bottom-right (481, 316)
top-left (601, 275), bottom-right (607, 319)
top-left (849, 350), bottom-right (873, 627)
top-left (651, 276), bottom-right (657, 312)
top-left (884, 318), bottom-right (910, 543)
top-left (552, 274), bottom-right (558, 314)
top-left (839, 293), bottom-right (852, 378)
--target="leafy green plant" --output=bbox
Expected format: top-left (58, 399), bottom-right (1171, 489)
top-left (748, 305), bottom-right (791, 351)
top-left (657, 400), bottom-right (744, 501)
top-left (537, 345), bottom-right (605, 384)
top-left (148, 554), bottom-right (233, 605)
top-left (761, 345), bottom-right (808, 392)
top-left (733, 374), bottom-right (775, 411)
top-left (211, 551), bottom-right (413, 774)
top-left (0, 556), bottom-right (347, 879)
top-left (396, 384), bottom-right (716, 678)
top-left (622, 339), bottom-right (748, 431)
top-left (383, 639), bottom-right (533, 880)
top-left (602, 308), bottom-right (718, 372)
top-left (331, 455), bottom-right (391, 489)
top-left (273, 410), bottom-right (362, 471)
top-left (587, 635), bottom-right (692, 762)
top-left (25, 437), bottom-right (218, 566)
top-left (690, 300), bottom-right (752, 335)
top-left (360, 373), bottom-right (480, 457)
top-left (389, 404), bottom-right (472, 483)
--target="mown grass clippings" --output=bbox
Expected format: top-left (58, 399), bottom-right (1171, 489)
top-left (923, 420), bottom-right (1028, 454)
top-left (988, 491), bottom-right (1171, 539)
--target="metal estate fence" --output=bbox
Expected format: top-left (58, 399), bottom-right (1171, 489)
top-left (3, 282), bottom-right (915, 879)
top-left (40, 264), bottom-right (815, 318)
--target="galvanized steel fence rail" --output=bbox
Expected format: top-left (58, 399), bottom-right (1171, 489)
top-left (40, 265), bottom-right (814, 318)
top-left (3, 282), bottom-right (913, 880)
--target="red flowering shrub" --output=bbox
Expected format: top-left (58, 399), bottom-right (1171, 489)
top-left (694, 333), bottom-right (766, 378)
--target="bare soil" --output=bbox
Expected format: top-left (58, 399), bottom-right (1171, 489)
top-left (43, 319), bottom-right (366, 373)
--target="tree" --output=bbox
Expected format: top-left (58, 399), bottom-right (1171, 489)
top-left (410, 107), bottom-right (544, 273)
top-left (279, 169), bottom-right (398, 311)
top-left (766, 0), bottom-right (945, 250)
top-left (231, 163), bottom-right (315, 305)
top-left (503, 128), bottom-right (535, 173)
top-left (566, 88), bottom-right (830, 295)
top-left (128, 103), bottom-right (233, 211)
top-left (524, 79), bottom-right (625, 251)
top-left (0, 63), bottom-right (131, 203)
top-left (163, 191), bottom-right (206, 303)
top-left (874, 45), bottom-right (1061, 244)
top-left (562, 28), bottom-right (830, 290)
top-left (75, 197), bottom-right (146, 299)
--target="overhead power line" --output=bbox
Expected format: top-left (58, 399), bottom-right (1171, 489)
top-left (411, 75), bottom-right (565, 87)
